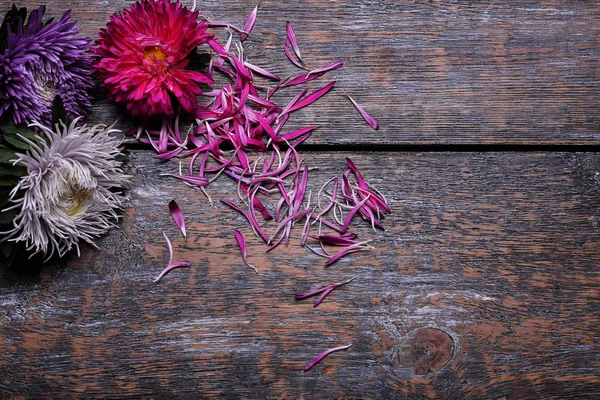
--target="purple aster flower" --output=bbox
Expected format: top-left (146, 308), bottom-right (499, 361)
top-left (0, 5), bottom-right (93, 126)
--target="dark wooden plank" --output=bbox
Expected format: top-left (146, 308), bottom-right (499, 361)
top-left (1, 151), bottom-right (599, 398)
top-left (17, 0), bottom-right (600, 145)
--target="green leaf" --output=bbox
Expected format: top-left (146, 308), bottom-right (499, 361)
top-left (0, 150), bottom-right (17, 164)
top-left (0, 123), bottom-right (37, 139)
top-left (2, 133), bottom-right (29, 150)
top-left (0, 164), bottom-right (26, 177)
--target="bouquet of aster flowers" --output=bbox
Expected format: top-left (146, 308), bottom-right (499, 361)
top-left (0, 5), bottom-right (129, 265)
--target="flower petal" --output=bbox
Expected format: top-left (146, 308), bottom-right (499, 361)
top-left (304, 344), bottom-right (352, 372)
top-left (286, 21), bottom-right (303, 62)
top-left (240, 5), bottom-right (258, 42)
top-left (154, 261), bottom-right (191, 283)
top-left (347, 95), bottom-right (379, 130)
top-left (234, 229), bottom-right (258, 273)
top-left (286, 81), bottom-right (336, 114)
top-left (168, 200), bottom-right (187, 238)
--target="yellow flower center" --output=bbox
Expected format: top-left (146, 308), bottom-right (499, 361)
top-left (57, 181), bottom-right (92, 217)
top-left (144, 45), bottom-right (167, 62)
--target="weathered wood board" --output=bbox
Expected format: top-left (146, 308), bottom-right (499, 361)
top-left (1, 151), bottom-right (599, 398)
top-left (25, 0), bottom-right (600, 145)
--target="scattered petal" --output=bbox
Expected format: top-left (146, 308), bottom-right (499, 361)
top-left (234, 229), bottom-right (258, 273)
top-left (304, 344), bottom-right (352, 372)
top-left (240, 5), bottom-right (258, 42)
top-left (285, 39), bottom-right (309, 70)
top-left (347, 95), bottom-right (379, 130)
top-left (154, 232), bottom-right (191, 282)
top-left (287, 81), bottom-right (336, 113)
top-left (169, 200), bottom-right (187, 238)
top-left (286, 21), bottom-right (303, 62)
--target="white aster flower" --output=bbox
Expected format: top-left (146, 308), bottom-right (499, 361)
top-left (1, 117), bottom-right (129, 259)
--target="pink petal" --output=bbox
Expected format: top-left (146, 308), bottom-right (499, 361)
top-left (304, 344), bottom-right (352, 372)
top-left (279, 126), bottom-right (316, 142)
top-left (341, 194), bottom-right (372, 233)
top-left (221, 199), bottom-right (270, 243)
top-left (207, 21), bottom-right (245, 33)
top-left (234, 229), bottom-right (258, 273)
top-left (163, 231), bottom-right (174, 265)
top-left (269, 209), bottom-right (312, 243)
top-left (154, 261), bottom-right (191, 283)
top-left (153, 147), bottom-right (183, 160)
top-left (208, 39), bottom-right (229, 57)
top-left (347, 95), bottom-right (379, 130)
top-left (325, 243), bottom-right (371, 267)
top-left (308, 60), bottom-right (343, 76)
top-left (244, 61), bottom-right (281, 81)
top-left (168, 175), bottom-right (209, 186)
top-left (285, 39), bottom-right (309, 70)
top-left (286, 81), bottom-right (336, 114)
top-left (286, 21), bottom-right (303, 62)
top-left (240, 5), bottom-right (258, 42)
top-left (282, 71), bottom-right (326, 87)
top-left (168, 200), bottom-right (187, 238)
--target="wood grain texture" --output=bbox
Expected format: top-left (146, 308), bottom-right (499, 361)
top-left (17, 0), bottom-right (600, 145)
top-left (1, 151), bottom-right (599, 398)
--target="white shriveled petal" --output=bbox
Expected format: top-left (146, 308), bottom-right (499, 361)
top-left (0, 117), bottom-right (130, 259)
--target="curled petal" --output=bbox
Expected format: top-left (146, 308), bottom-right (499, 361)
top-left (154, 261), bottom-right (191, 283)
top-left (286, 21), bottom-right (303, 62)
top-left (304, 344), bottom-right (352, 372)
top-left (234, 229), bottom-right (258, 273)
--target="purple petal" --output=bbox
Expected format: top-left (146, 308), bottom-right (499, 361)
top-left (287, 81), bottom-right (336, 114)
top-left (168, 200), bottom-right (187, 238)
top-left (286, 21), bottom-right (303, 62)
top-left (313, 233), bottom-right (358, 247)
top-left (240, 5), bottom-right (258, 42)
top-left (304, 344), bottom-right (352, 372)
top-left (294, 285), bottom-right (330, 300)
top-left (347, 96), bottom-right (379, 130)
top-left (313, 286), bottom-right (335, 308)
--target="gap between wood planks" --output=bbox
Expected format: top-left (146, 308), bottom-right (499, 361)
top-left (122, 141), bottom-right (600, 153)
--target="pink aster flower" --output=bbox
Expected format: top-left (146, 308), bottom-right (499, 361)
top-left (93, 0), bottom-right (213, 118)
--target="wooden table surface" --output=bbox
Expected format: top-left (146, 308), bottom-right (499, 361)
top-left (1, 1), bottom-right (600, 398)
